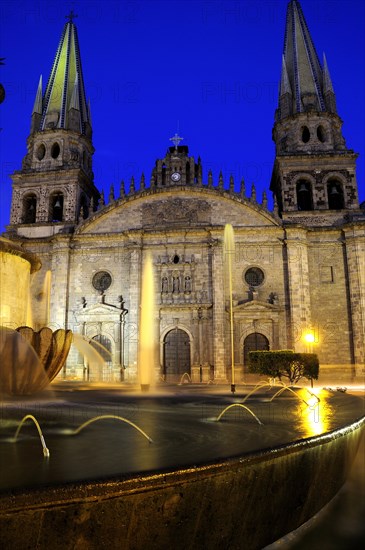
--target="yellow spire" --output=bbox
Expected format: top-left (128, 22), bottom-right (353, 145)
top-left (38, 16), bottom-right (91, 135)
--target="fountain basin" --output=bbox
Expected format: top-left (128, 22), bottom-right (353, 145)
top-left (0, 327), bottom-right (73, 395)
top-left (0, 387), bottom-right (363, 549)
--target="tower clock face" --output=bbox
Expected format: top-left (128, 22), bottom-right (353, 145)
top-left (171, 172), bottom-right (181, 182)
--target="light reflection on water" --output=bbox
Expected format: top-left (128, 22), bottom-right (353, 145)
top-left (296, 389), bottom-right (333, 437)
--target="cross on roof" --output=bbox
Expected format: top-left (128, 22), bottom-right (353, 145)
top-left (169, 133), bottom-right (184, 149)
top-left (66, 10), bottom-right (78, 22)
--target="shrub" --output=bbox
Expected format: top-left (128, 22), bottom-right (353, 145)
top-left (248, 350), bottom-right (319, 385)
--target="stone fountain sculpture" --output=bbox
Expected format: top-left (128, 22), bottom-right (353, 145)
top-left (0, 237), bottom-right (72, 395)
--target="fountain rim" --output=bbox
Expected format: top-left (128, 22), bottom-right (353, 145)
top-left (0, 237), bottom-right (41, 273)
top-left (0, 412), bottom-right (364, 513)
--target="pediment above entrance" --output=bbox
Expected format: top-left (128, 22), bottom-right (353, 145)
top-left (76, 188), bottom-right (279, 235)
top-left (233, 300), bottom-right (279, 320)
top-left (77, 302), bottom-right (122, 319)
top-left (232, 300), bottom-right (279, 314)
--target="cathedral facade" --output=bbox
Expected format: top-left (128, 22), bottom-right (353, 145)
top-left (7, 1), bottom-right (365, 384)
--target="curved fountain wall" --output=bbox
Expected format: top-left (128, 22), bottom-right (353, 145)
top-left (0, 416), bottom-right (363, 549)
top-left (0, 237), bottom-right (41, 327)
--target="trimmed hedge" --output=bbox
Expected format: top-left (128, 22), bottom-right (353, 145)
top-left (248, 350), bottom-right (319, 385)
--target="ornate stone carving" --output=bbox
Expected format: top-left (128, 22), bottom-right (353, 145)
top-left (143, 198), bottom-right (211, 227)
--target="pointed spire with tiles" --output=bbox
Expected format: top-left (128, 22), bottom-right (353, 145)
top-left (277, 0), bottom-right (335, 119)
top-left (10, 12), bottom-right (100, 234)
top-left (34, 11), bottom-right (91, 137)
top-left (270, 0), bottom-right (359, 218)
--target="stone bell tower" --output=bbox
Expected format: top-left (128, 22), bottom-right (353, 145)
top-left (9, 12), bottom-right (99, 238)
top-left (150, 133), bottom-right (202, 188)
top-left (270, 0), bottom-right (360, 222)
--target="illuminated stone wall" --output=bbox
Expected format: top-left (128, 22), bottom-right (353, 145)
top-left (0, 252), bottom-right (30, 328)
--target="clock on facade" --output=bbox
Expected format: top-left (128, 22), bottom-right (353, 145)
top-left (171, 172), bottom-right (181, 182)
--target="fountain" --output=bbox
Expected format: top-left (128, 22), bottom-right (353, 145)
top-left (0, 238), bottom-right (72, 395)
top-left (0, 238), bottom-right (364, 549)
top-left (138, 251), bottom-right (155, 391)
top-left (0, 385), bottom-right (363, 549)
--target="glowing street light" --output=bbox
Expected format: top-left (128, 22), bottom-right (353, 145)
top-left (304, 332), bottom-right (315, 344)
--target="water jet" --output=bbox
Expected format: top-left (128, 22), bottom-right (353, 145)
top-left (215, 402), bottom-right (263, 425)
top-left (13, 414), bottom-right (50, 458)
top-left (72, 414), bottom-right (153, 443)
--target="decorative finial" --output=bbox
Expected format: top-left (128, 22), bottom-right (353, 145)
top-left (66, 10), bottom-right (78, 22)
top-left (109, 184), bottom-right (115, 202)
top-left (169, 132), bottom-right (184, 150)
top-left (130, 176), bottom-right (135, 194)
top-left (120, 180), bottom-right (125, 198)
top-left (240, 178), bottom-right (245, 198)
top-left (262, 190), bottom-right (268, 209)
top-left (140, 173), bottom-right (145, 191)
top-left (99, 190), bottom-right (105, 207)
top-left (251, 183), bottom-right (256, 203)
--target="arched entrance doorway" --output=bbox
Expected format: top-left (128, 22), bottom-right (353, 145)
top-left (163, 328), bottom-right (191, 382)
top-left (89, 335), bottom-right (113, 381)
top-left (243, 333), bottom-right (269, 368)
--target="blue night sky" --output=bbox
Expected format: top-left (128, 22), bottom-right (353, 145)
top-left (0, 0), bottom-right (364, 233)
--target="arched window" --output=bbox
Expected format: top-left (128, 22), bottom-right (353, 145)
top-left (51, 142), bottom-right (60, 159)
top-left (296, 179), bottom-right (313, 211)
top-left (23, 194), bottom-right (37, 224)
top-left (186, 161), bottom-right (190, 184)
top-left (36, 144), bottom-right (46, 160)
top-left (316, 126), bottom-right (326, 143)
top-left (162, 163), bottom-right (166, 185)
top-left (49, 193), bottom-right (64, 222)
top-left (327, 179), bottom-right (345, 210)
top-left (301, 126), bottom-right (310, 143)
top-left (79, 194), bottom-right (89, 220)
top-left (243, 333), bottom-right (269, 364)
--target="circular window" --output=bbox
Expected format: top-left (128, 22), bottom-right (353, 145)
top-left (92, 271), bottom-right (112, 292)
top-left (244, 267), bottom-right (264, 287)
top-left (51, 143), bottom-right (60, 159)
top-left (36, 144), bottom-right (46, 160)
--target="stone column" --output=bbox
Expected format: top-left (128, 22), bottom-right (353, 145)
top-left (211, 241), bottom-right (227, 381)
top-left (49, 237), bottom-right (71, 330)
top-left (284, 228), bottom-right (312, 352)
top-left (125, 247), bottom-right (141, 381)
top-left (343, 226), bottom-right (365, 379)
